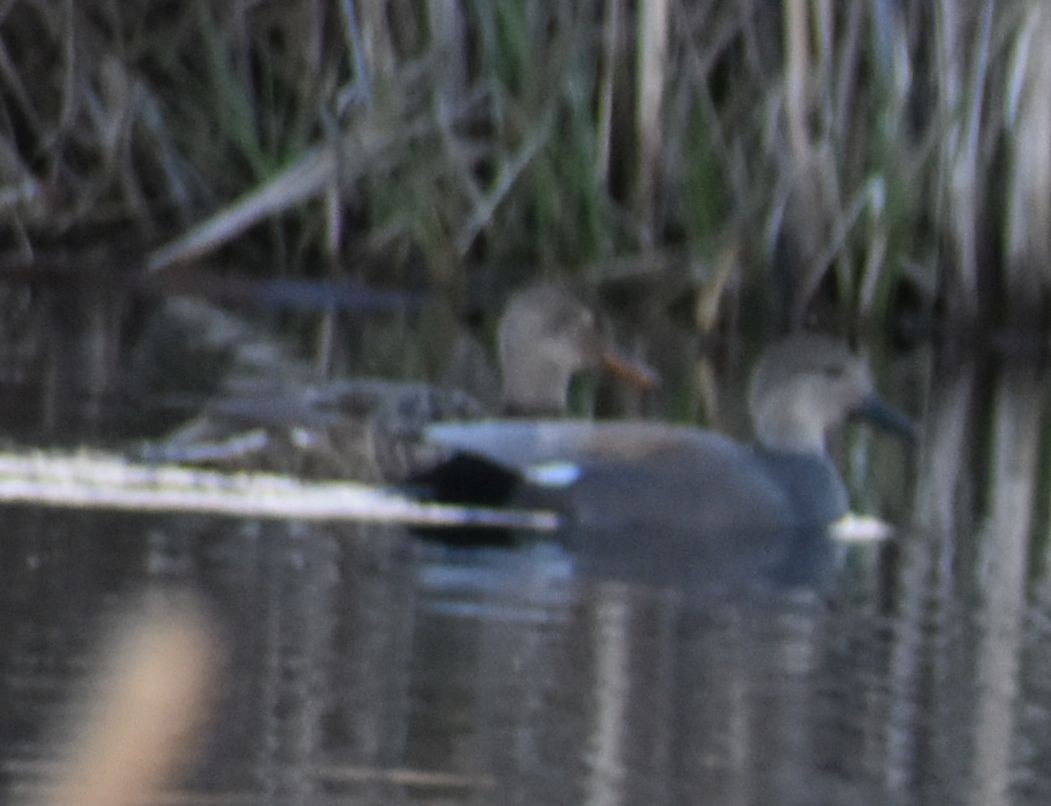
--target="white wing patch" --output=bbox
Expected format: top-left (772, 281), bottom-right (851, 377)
top-left (523, 461), bottom-right (582, 488)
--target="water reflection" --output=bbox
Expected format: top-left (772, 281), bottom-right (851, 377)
top-left (0, 514), bottom-right (967, 804)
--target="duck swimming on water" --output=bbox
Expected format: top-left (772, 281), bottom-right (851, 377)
top-left (144, 283), bottom-right (656, 481)
top-left (425, 334), bottom-right (915, 537)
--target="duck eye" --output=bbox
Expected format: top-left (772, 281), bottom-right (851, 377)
top-left (821, 364), bottom-right (842, 378)
top-left (559, 311), bottom-right (594, 339)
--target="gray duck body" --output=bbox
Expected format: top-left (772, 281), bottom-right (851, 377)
top-left (424, 420), bottom-right (849, 534)
top-left (425, 334), bottom-right (914, 583)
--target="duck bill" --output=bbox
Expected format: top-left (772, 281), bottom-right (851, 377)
top-left (851, 393), bottom-right (917, 442)
top-left (600, 348), bottom-right (661, 390)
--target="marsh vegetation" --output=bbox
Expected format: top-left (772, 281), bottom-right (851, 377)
top-left (0, 1), bottom-right (1047, 337)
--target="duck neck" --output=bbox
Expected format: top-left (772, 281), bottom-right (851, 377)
top-left (752, 401), bottom-right (828, 456)
top-left (752, 447), bottom-right (849, 524)
top-left (500, 357), bottom-right (572, 417)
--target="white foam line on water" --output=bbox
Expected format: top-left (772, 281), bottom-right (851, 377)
top-left (0, 450), bottom-right (561, 531)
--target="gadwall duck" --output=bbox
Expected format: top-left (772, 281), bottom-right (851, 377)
top-left (144, 284), bottom-right (655, 481)
top-left (495, 283), bottom-right (655, 415)
top-left (425, 334), bottom-right (914, 537)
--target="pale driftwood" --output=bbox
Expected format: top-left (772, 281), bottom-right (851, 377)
top-left (0, 450), bottom-right (560, 531)
top-left (30, 602), bottom-right (218, 806)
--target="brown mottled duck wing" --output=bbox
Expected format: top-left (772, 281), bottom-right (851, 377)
top-left (145, 380), bottom-right (484, 481)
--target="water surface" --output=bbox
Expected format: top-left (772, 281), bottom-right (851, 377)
top-left (0, 299), bottom-right (1047, 805)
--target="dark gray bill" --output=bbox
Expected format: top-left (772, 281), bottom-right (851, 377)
top-left (852, 393), bottom-right (917, 442)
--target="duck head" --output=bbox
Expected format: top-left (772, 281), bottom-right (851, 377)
top-left (748, 334), bottom-right (915, 455)
top-left (497, 284), bottom-right (657, 416)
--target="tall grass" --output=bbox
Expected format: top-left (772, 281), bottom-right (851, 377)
top-left (0, 1), bottom-right (1048, 333)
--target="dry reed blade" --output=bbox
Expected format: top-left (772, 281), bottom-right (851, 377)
top-left (595, 0), bottom-right (622, 188)
top-left (147, 113), bottom-right (432, 272)
top-left (935, 0), bottom-right (993, 318)
top-left (635, 0), bottom-right (669, 242)
top-left (456, 112), bottom-right (553, 257)
top-left (1004, 2), bottom-right (1051, 314)
top-left (783, 0), bottom-right (811, 169)
top-left (426, 0), bottom-right (467, 101)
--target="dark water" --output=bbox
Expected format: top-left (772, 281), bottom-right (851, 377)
top-left (0, 294), bottom-right (1048, 804)
top-left (0, 509), bottom-right (933, 805)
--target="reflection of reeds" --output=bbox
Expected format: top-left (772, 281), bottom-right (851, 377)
top-left (24, 598), bottom-right (219, 806)
top-left (913, 362), bottom-right (975, 534)
top-left (1, 3), bottom-right (1050, 328)
top-left (971, 365), bottom-right (1042, 806)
